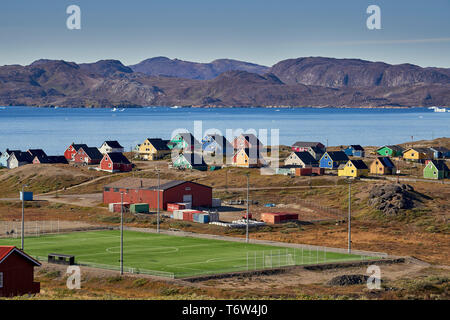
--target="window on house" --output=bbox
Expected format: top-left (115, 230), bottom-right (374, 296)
top-left (328, 161), bottom-right (331, 165)
top-left (0, 272), bottom-right (3, 288)
top-left (104, 187), bottom-right (110, 192)
top-left (113, 188), bottom-right (119, 192)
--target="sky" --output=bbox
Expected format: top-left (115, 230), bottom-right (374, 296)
top-left (0, 0), bottom-right (449, 68)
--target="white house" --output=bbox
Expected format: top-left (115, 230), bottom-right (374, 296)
top-left (99, 141), bottom-right (124, 155)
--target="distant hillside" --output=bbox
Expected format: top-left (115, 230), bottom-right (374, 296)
top-left (269, 57), bottom-right (450, 88)
top-left (0, 57), bottom-right (449, 108)
top-left (129, 57), bottom-right (269, 80)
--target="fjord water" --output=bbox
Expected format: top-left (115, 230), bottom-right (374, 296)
top-left (0, 106), bottom-right (449, 155)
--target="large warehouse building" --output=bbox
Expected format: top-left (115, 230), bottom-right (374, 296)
top-left (103, 178), bottom-right (212, 210)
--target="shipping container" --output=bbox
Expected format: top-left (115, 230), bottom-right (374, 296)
top-left (211, 198), bottom-right (221, 208)
top-left (177, 202), bottom-right (191, 209)
top-left (167, 203), bottom-right (186, 212)
top-left (130, 203), bottom-right (149, 214)
top-left (198, 214), bottom-right (210, 224)
top-left (261, 212), bottom-right (298, 224)
top-left (209, 212), bottom-right (220, 222)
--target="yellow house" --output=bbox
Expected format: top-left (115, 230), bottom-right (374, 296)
top-left (403, 148), bottom-right (432, 163)
top-left (232, 148), bottom-right (264, 168)
top-left (138, 138), bottom-right (170, 160)
top-left (338, 159), bottom-right (369, 178)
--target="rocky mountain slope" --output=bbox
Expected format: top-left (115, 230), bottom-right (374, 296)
top-left (0, 57), bottom-right (449, 108)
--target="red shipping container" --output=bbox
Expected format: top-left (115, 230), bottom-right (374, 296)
top-left (167, 203), bottom-right (186, 212)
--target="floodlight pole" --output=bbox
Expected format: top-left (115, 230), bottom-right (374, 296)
top-left (347, 179), bottom-right (352, 254)
top-left (120, 192), bottom-right (124, 275)
top-left (157, 169), bottom-right (160, 233)
top-left (21, 184), bottom-right (28, 250)
top-left (246, 173), bottom-right (250, 243)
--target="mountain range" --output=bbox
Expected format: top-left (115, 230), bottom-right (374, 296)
top-left (0, 56), bottom-right (449, 108)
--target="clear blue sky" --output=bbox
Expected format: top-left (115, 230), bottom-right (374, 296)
top-left (1, 0), bottom-right (449, 67)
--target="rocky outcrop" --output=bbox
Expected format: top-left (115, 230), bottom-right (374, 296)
top-left (327, 274), bottom-right (371, 286)
top-left (368, 184), bottom-right (416, 216)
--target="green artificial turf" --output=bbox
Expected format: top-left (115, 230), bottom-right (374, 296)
top-left (0, 230), bottom-right (372, 278)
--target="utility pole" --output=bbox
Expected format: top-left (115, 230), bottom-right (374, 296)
top-left (157, 168), bottom-right (160, 233)
top-left (21, 184), bottom-right (28, 251)
top-left (246, 173), bottom-right (250, 243)
top-left (120, 192), bottom-right (124, 275)
top-left (347, 179), bottom-right (351, 254)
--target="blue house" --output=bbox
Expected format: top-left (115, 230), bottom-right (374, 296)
top-left (343, 145), bottom-right (365, 157)
top-left (319, 151), bottom-right (349, 169)
top-left (202, 134), bottom-right (233, 155)
top-left (429, 147), bottom-right (450, 159)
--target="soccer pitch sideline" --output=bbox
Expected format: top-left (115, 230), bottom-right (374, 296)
top-left (0, 230), bottom-right (375, 278)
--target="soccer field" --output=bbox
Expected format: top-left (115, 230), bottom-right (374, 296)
top-left (0, 230), bottom-right (374, 278)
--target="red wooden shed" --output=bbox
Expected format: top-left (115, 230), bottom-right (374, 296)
top-left (0, 246), bottom-right (41, 297)
top-left (103, 177), bottom-right (212, 210)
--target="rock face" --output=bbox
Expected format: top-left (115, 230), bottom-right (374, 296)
top-left (368, 184), bottom-right (416, 216)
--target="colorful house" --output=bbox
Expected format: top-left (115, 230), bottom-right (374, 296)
top-left (173, 152), bottom-right (208, 171)
top-left (99, 152), bottom-right (132, 172)
top-left (291, 141), bottom-right (325, 153)
top-left (73, 147), bottom-right (103, 165)
top-left (64, 143), bottom-right (88, 161)
top-left (232, 148), bottom-right (265, 168)
top-left (284, 151), bottom-right (318, 167)
top-left (0, 149), bottom-right (20, 168)
top-left (343, 145), bottom-right (365, 157)
top-left (306, 146), bottom-right (325, 161)
top-left (376, 145), bottom-right (404, 157)
top-left (423, 160), bottom-right (449, 180)
top-left (319, 151), bottom-right (349, 169)
top-left (138, 138), bottom-right (170, 160)
top-left (370, 157), bottom-right (396, 175)
top-left (338, 160), bottom-right (369, 178)
top-left (202, 134), bottom-right (233, 155)
top-left (232, 134), bottom-right (263, 150)
top-left (167, 133), bottom-right (199, 151)
top-left (32, 155), bottom-right (68, 164)
top-left (429, 147), bottom-right (450, 159)
top-left (0, 246), bottom-right (41, 297)
top-left (403, 148), bottom-right (433, 163)
top-left (98, 141), bottom-right (124, 155)
top-left (7, 151), bottom-right (33, 169)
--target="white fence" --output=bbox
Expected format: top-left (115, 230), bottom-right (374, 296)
top-left (0, 220), bottom-right (61, 238)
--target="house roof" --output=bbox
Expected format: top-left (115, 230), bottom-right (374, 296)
top-left (27, 149), bottom-right (47, 158)
top-left (71, 143), bottom-right (88, 151)
top-left (80, 147), bottom-right (103, 160)
top-left (179, 133), bottom-right (200, 146)
top-left (309, 146), bottom-right (325, 154)
top-left (33, 155), bottom-right (67, 164)
top-left (378, 145), bottom-right (404, 152)
top-left (237, 134), bottom-right (263, 146)
top-left (0, 246), bottom-right (41, 266)
top-left (430, 146), bottom-right (450, 153)
top-left (376, 157), bottom-right (395, 168)
top-left (204, 134), bottom-right (233, 149)
top-left (104, 152), bottom-right (131, 164)
top-left (179, 152), bottom-right (207, 166)
top-left (429, 160), bottom-right (449, 171)
top-left (102, 141), bottom-right (123, 149)
top-left (292, 141), bottom-right (323, 148)
top-left (10, 151), bottom-right (33, 163)
top-left (4, 149), bottom-right (21, 156)
top-left (349, 159), bottom-right (368, 170)
top-left (349, 145), bottom-right (364, 151)
top-left (104, 177), bottom-right (211, 190)
top-left (325, 151), bottom-right (349, 161)
top-left (147, 138), bottom-right (170, 151)
top-left (406, 147), bottom-right (433, 154)
top-left (291, 152), bottom-right (318, 165)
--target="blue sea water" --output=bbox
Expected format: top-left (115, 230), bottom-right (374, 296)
top-left (0, 106), bottom-right (449, 155)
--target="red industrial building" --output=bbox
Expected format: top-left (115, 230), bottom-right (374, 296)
top-left (103, 178), bottom-right (212, 210)
top-left (0, 246), bottom-right (41, 297)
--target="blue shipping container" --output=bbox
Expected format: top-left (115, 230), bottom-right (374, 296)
top-left (193, 213), bottom-right (200, 222)
top-left (20, 191), bottom-right (33, 201)
top-left (199, 214), bottom-right (210, 224)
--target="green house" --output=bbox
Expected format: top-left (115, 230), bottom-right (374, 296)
top-left (376, 145), bottom-right (404, 157)
top-left (168, 133), bottom-right (199, 151)
top-left (173, 152), bottom-right (207, 171)
top-left (423, 160), bottom-right (449, 180)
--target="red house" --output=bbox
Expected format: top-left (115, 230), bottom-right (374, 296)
top-left (0, 246), bottom-right (41, 297)
top-left (73, 147), bottom-right (103, 165)
top-left (64, 143), bottom-right (88, 161)
top-left (103, 177), bottom-right (212, 210)
top-left (99, 152), bottom-right (133, 173)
